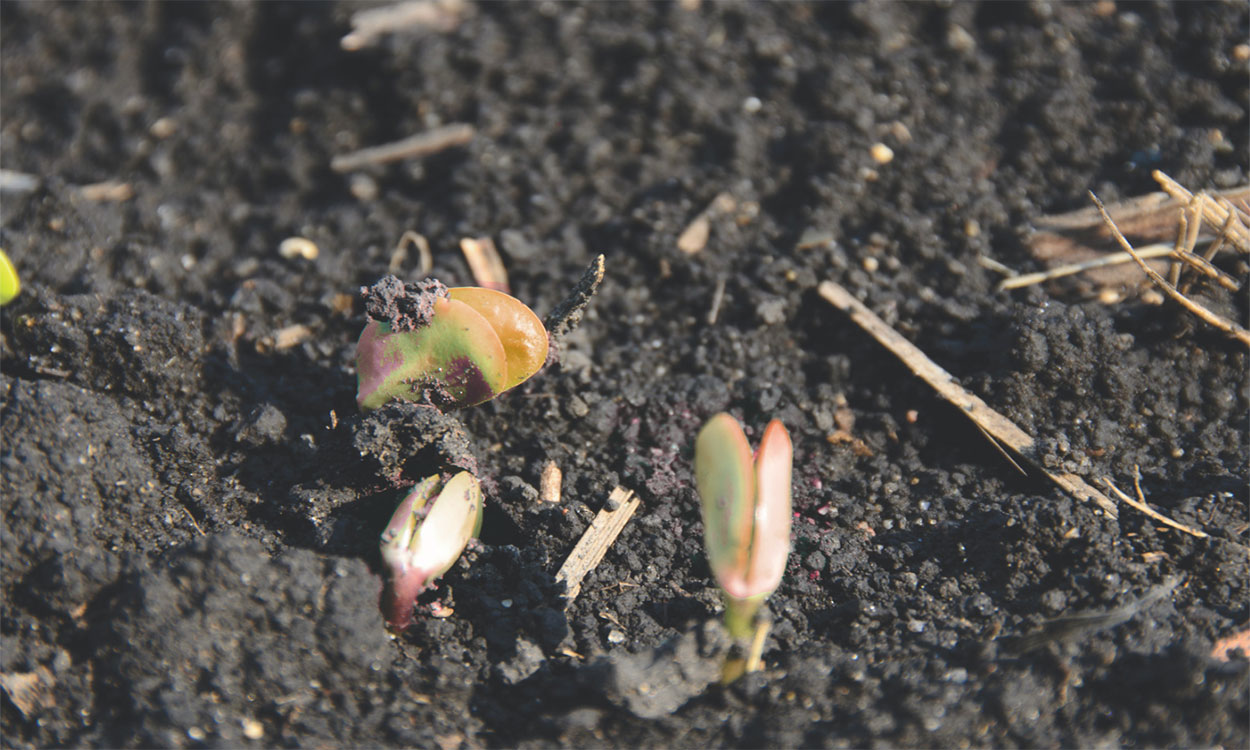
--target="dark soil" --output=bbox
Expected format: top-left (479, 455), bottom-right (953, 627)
top-left (2, 2), bottom-right (1248, 748)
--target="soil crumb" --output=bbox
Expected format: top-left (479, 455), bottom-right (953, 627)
top-left (362, 275), bottom-right (448, 332)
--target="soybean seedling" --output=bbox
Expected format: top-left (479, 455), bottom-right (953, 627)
top-left (0, 249), bottom-right (19, 305)
top-left (695, 413), bottom-right (792, 680)
top-left (356, 277), bottom-right (548, 410)
top-left (380, 471), bottom-right (484, 631)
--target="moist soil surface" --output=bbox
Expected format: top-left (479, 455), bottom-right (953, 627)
top-left (2, 2), bottom-right (1248, 748)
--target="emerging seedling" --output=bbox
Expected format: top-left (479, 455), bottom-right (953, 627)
top-left (0, 249), bottom-right (19, 306)
top-left (695, 413), bottom-right (792, 677)
top-left (380, 471), bottom-right (484, 631)
top-left (356, 278), bottom-right (548, 410)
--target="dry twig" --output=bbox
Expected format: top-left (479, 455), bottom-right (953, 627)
top-left (818, 279), bottom-right (1119, 516)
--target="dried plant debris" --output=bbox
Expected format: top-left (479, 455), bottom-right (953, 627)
top-left (460, 236), bottom-right (509, 293)
top-left (1001, 576), bottom-right (1182, 655)
top-left (1092, 192), bottom-right (1250, 348)
top-left (555, 487), bottom-right (640, 603)
top-left (331, 124), bottom-right (475, 172)
top-left (819, 279), bottom-right (1119, 516)
top-left (544, 254), bottom-right (606, 349)
top-left (1102, 471), bottom-right (1208, 541)
top-left (341, 0), bottom-right (466, 50)
top-left (677, 192), bottom-right (736, 255)
top-left (390, 231), bottom-right (433, 277)
top-left (1013, 174), bottom-right (1249, 294)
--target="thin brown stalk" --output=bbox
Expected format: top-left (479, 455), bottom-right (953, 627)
top-left (1091, 192), bottom-right (1250, 348)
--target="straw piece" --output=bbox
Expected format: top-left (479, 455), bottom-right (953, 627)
top-left (1091, 192), bottom-right (1250, 348)
top-left (818, 279), bottom-right (1119, 516)
top-left (459, 236), bottom-right (509, 293)
top-left (999, 244), bottom-right (1175, 291)
top-left (331, 124), bottom-right (475, 172)
top-left (677, 192), bottom-right (736, 255)
top-left (555, 488), bottom-right (641, 604)
top-left (1152, 170), bottom-right (1250, 253)
top-left (1101, 476), bottom-right (1207, 539)
top-left (341, 0), bottom-right (465, 50)
top-left (540, 461), bottom-right (562, 504)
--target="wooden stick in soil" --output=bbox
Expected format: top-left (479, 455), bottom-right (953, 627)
top-left (817, 279), bottom-right (1119, 517)
top-left (1090, 192), bottom-right (1250, 348)
top-left (554, 487), bottom-right (641, 604)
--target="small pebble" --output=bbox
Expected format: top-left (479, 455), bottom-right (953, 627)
top-left (149, 117), bottom-right (177, 139)
top-left (870, 142), bottom-right (894, 164)
top-left (756, 297), bottom-right (787, 325)
top-left (947, 24), bottom-right (976, 54)
top-left (607, 629), bottom-right (626, 644)
top-left (349, 173), bottom-right (378, 201)
top-left (565, 395), bottom-right (589, 418)
top-left (242, 719), bottom-right (264, 740)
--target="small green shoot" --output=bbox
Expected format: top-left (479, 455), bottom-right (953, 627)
top-left (0, 249), bottom-right (19, 305)
top-left (695, 413), bottom-right (792, 678)
top-left (380, 471), bottom-right (484, 631)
